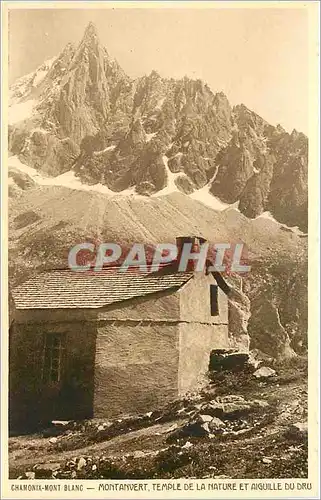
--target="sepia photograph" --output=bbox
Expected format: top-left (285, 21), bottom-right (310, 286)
top-left (1, 1), bottom-right (319, 497)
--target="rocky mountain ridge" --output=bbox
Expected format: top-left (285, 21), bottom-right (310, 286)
top-left (9, 22), bottom-right (308, 231)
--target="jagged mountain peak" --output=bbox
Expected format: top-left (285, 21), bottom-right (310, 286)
top-left (290, 128), bottom-right (306, 141)
top-left (62, 42), bottom-right (75, 54)
top-left (147, 70), bottom-right (161, 79)
top-left (79, 21), bottom-right (101, 50)
top-left (84, 21), bottom-right (98, 37)
top-left (214, 91), bottom-right (229, 102)
top-left (8, 24), bottom-right (308, 231)
top-left (276, 123), bottom-right (286, 134)
top-left (72, 21), bottom-right (104, 64)
top-left (233, 103), bottom-right (264, 122)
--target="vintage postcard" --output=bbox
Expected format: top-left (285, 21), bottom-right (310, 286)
top-left (1, 1), bottom-right (319, 498)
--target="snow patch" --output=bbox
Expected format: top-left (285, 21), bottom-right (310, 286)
top-left (152, 156), bottom-right (181, 197)
top-left (9, 156), bottom-right (40, 178)
top-left (189, 168), bottom-right (238, 211)
top-left (32, 57), bottom-right (56, 87)
top-left (256, 211), bottom-right (305, 235)
top-left (172, 152), bottom-right (183, 159)
top-left (8, 157), bottom-right (116, 194)
top-left (9, 72), bottom-right (35, 102)
top-left (8, 156), bottom-right (147, 198)
top-left (257, 211), bottom-right (278, 222)
top-left (93, 145), bottom-right (116, 156)
top-left (146, 132), bottom-right (157, 142)
top-left (190, 185), bottom-right (233, 211)
top-left (33, 70), bottom-right (47, 87)
top-left (155, 97), bottom-right (165, 110)
top-left (9, 56), bottom-right (57, 108)
top-left (52, 171), bottom-right (115, 194)
top-left (8, 99), bottom-right (37, 125)
top-left (116, 186), bottom-right (137, 196)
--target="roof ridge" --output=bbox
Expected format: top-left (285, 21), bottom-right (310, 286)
top-left (35, 261), bottom-right (177, 274)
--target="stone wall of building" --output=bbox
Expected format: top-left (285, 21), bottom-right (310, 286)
top-left (177, 272), bottom-right (229, 395)
top-left (98, 290), bottom-right (180, 322)
top-left (178, 323), bottom-right (228, 395)
top-left (179, 272), bottom-right (228, 324)
top-left (93, 321), bottom-right (179, 418)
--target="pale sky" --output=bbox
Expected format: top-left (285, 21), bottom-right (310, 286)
top-left (8, 6), bottom-right (309, 134)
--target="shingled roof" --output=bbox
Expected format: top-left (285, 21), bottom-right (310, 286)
top-left (12, 267), bottom-right (194, 310)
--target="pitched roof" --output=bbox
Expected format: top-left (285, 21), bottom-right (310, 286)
top-left (12, 266), bottom-right (193, 310)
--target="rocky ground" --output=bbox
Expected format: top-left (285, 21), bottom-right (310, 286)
top-left (9, 354), bottom-right (308, 480)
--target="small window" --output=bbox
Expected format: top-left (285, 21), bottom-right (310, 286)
top-left (210, 285), bottom-right (219, 316)
top-left (42, 333), bottom-right (65, 383)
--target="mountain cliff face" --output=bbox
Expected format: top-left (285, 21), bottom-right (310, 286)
top-left (9, 22), bottom-right (308, 231)
top-left (212, 107), bottom-right (308, 230)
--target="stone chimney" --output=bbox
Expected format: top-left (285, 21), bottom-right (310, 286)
top-left (176, 236), bottom-right (207, 272)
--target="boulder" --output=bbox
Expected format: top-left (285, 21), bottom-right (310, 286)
top-left (77, 457), bottom-right (87, 470)
top-left (208, 417), bottom-right (225, 431)
top-left (52, 420), bottom-right (74, 428)
top-left (253, 399), bottom-right (269, 408)
top-left (200, 395), bottom-right (252, 419)
top-left (175, 175), bottom-right (195, 194)
top-left (24, 471), bottom-right (36, 480)
top-left (133, 450), bottom-right (147, 459)
top-left (219, 401), bottom-right (252, 416)
top-left (9, 167), bottom-right (36, 190)
top-left (253, 366), bottom-right (276, 379)
top-left (209, 349), bottom-right (250, 373)
top-left (198, 414), bottom-right (213, 423)
top-left (219, 395), bottom-right (246, 403)
top-left (287, 421), bottom-right (308, 439)
top-left (249, 299), bottom-right (298, 359)
top-left (248, 349), bottom-right (273, 369)
top-left (169, 421), bottom-right (210, 440)
top-left (56, 470), bottom-right (73, 479)
top-left (33, 462), bottom-right (60, 479)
